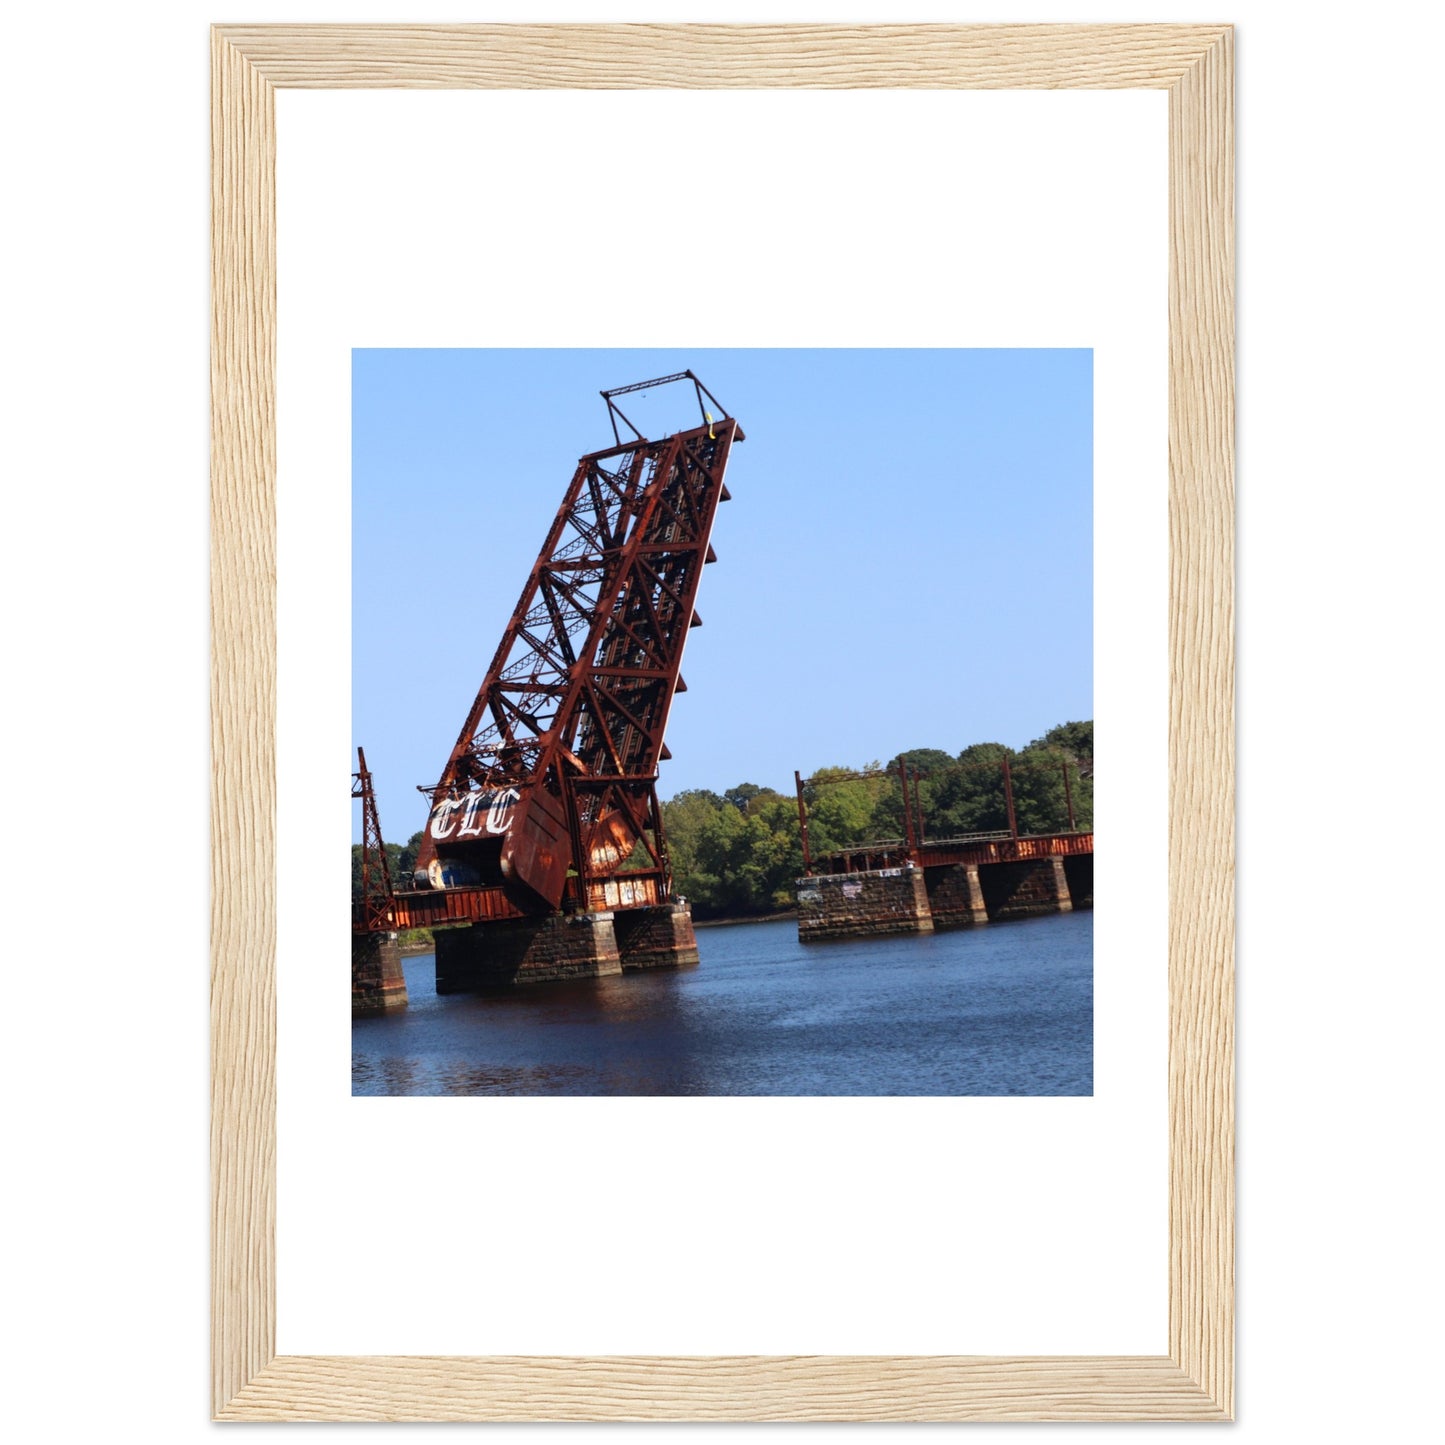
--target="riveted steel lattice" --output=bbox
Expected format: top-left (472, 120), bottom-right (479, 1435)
top-left (351, 747), bottom-right (396, 933)
top-left (413, 373), bottom-right (741, 913)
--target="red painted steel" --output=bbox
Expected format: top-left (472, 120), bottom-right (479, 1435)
top-left (899, 759), bottom-right (918, 853)
top-left (909, 766), bottom-right (926, 848)
top-left (389, 884), bottom-right (530, 931)
top-left (812, 831), bottom-right (1093, 877)
top-left (1002, 754), bottom-right (1019, 840)
top-left (407, 374), bottom-right (741, 915)
top-left (351, 747), bottom-right (396, 934)
top-left (794, 770), bottom-right (813, 876)
top-left (914, 831), bottom-right (1094, 870)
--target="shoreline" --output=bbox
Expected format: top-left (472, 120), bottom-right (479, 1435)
top-left (692, 909), bottom-right (796, 929)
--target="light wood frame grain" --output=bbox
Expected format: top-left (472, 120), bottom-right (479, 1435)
top-left (212, 23), bottom-right (1233, 1422)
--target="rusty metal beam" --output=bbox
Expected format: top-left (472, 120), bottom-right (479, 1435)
top-left (813, 831), bottom-right (1094, 877)
top-left (351, 746), bottom-right (396, 933)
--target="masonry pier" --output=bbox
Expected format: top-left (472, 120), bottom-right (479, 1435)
top-left (978, 856), bottom-right (1074, 920)
top-left (797, 866), bottom-right (934, 942)
top-left (612, 901), bottom-right (701, 969)
top-left (797, 834), bottom-right (1092, 943)
top-left (924, 864), bottom-right (990, 927)
top-left (1062, 853), bottom-right (1093, 909)
top-left (352, 932), bottom-right (408, 1015)
top-left (434, 902), bottom-right (699, 993)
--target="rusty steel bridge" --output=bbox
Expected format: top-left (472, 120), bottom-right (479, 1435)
top-left (353, 371), bottom-right (741, 941)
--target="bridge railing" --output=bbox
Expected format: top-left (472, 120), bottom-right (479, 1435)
top-left (390, 884), bottom-right (530, 931)
top-left (919, 832), bottom-right (1094, 867)
top-left (811, 830), bottom-right (1094, 875)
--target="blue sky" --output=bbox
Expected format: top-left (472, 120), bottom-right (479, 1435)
top-left (353, 349), bottom-right (1091, 842)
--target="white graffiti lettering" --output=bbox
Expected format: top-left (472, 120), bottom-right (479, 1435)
top-left (487, 788), bottom-right (521, 834)
top-left (431, 787), bottom-right (521, 840)
top-left (456, 791), bottom-right (488, 838)
top-left (428, 796), bottom-right (462, 840)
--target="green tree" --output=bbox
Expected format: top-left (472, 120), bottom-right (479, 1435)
top-left (754, 791), bottom-right (807, 905)
top-left (920, 743), bottom-right (1015, 837)
top-left (803, 765), bottom-right (888, 855)
top-left (660, 788), bottom-right (726, 898)
top-left (662, 782), bottom-right (806, 917)
top-left (1029, 719), bottom-right (1093, 762)
top-left (723, 782), bottom-right (772, 813)
top-left (395, 830), bottom-right (424, 885)
top-left (1010, 749), bottom-right (1092, 833)
top-left (1016, 738), bottom-right (1093, 832)
top-left (693, 801), bottom-right (762, 913)
top-left (870, 747), bottom-right (958, 840)
top-left (892, 747), bottom-right (957, 774)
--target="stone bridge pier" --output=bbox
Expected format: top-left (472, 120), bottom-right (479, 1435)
top-left (977, 856), bottom-right (1074, 920)
top-left (434, 902), bottom-right (699, 992)
top-left (352, 932), bottom-right (408, 1015)
top-left (924, 864), bottom-right (990, 927)
top-left (797, 839), bottom-right (1092, 942)
top-left (796, 866), bottom-right (934, 942)
top-left (1062, 853), bottom-right (1093, 909)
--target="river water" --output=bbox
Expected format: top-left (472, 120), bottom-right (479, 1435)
top-left (352, 912), bottom-right (1092, 1097)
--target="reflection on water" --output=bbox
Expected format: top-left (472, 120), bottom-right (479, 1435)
top-left (352, 913), bottom-right (1092, 1097)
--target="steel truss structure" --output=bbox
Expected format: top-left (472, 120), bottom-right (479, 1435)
top-left (408, 372), bottom-right (742, 915)
top-left (351, 747), bottom-right (396, 933)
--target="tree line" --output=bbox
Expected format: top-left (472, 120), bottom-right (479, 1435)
top-left (353, 720), bottom-right (1092, 923)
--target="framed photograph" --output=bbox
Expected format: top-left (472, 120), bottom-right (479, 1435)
top-left (213, 23), bottom-right (1233, 1421)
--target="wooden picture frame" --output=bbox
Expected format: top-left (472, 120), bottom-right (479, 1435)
top-left (211, 23), bottom-right (1233, 1422)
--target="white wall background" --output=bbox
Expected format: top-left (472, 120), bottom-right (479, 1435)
top-left (4, 0), bottom-right (1441, 1438)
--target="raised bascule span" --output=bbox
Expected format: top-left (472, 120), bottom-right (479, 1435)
top-left (352, 372), bottom-right (742, 1006)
